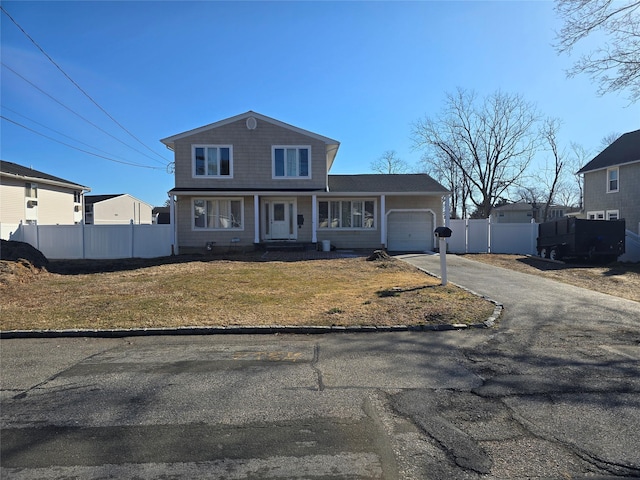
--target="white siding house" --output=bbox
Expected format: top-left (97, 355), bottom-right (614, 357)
top-left (84, 194), bottom-right (153, 225)
top-left (0, 160), bottom-right (89, 226)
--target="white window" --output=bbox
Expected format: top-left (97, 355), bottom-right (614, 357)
top-left (318, 200), bottom-right (375, 229)
top-left (193, 145), bottom-right (232, 177)
top-left (25, 182), bottom-right (38, 199)
top-left (587, 211), bottom-right (605, 220)
top-left (607, 167), bottom-right (619, 193)
top-left (272, 146), bottom-right (310, 178)
top-left (606, 210), bottom-right (619, 220)
top-left (193, 198), bottom-right (243, 230)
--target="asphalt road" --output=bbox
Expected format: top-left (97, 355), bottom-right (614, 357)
top-left (1, 253), bottom-right (639, 479)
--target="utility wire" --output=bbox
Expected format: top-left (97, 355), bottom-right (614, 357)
top-left (1, 115), bottom-right (164, 170)
top-left (1, 5), bottom-right (170, 164)
top-left (1, 104), bottom-right (152, 165)
top-left (2, 62), bottom-right (167, 167)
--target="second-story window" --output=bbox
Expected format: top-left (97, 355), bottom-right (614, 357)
top-left (193, 145), bottom-right (232, 177)
top-left (273, 146), bottom-right (310, 178)
top-left (607, 167), bottom-right (619, 193)
top-left (25, 182), bottom-right (38, 199)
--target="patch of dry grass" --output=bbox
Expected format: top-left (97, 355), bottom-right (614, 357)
top-left (0, 256), bottom-right (495, 331)
top-left (466, 254), bottom-right (640, 302)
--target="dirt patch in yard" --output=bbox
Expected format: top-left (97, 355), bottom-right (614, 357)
top-left (0, 249), bottom-right (496, 331)
top-left (465, 254), bottom-right (640, 303)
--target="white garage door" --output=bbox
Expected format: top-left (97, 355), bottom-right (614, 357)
top-left (387, 211), bottom-right (433, 252)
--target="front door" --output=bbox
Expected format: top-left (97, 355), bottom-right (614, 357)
top-left (264, 199), bottom-right (297, 240)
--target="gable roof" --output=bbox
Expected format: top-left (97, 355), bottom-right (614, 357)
top-left (84, 194), bottom-right (123, 205)
top-left (577, 129), bottom-right (640, 174)
top-left (0, 160), bottom-right (90, 191)
top-left (85, 193), bottom-right (152, 207)
top-left (160, 111), bottom-right (340, 149)
top-left (328, 174), bottom-right (449, 194)
top-left (161, 111), bottom-right (341, 171)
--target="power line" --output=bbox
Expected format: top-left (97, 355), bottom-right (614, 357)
top-left (1, 5), bottom-right (170, 164)
top-left (1, 104), bottom-right (156, 166)
top-left (1, 115), bottom-right (164, 170)
top-left (2, 62), bottom-right (168, 167)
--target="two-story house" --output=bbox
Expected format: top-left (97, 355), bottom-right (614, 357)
top-left (0, 160), bottom-right (90, 228)
top-left (161, 111), bottom-right (450, 254)
top-left (577, 129), bottom-right (640, 234)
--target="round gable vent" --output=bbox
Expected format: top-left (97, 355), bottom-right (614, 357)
top-left (246, 116), bottom-right (257, 130)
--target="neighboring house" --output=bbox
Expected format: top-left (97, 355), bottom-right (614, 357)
top-left (0, 160), bottom-right (89, 226)
top-left (491, 202), bottom-right (578, 223)
top-left (152, 206), bottom-right (171, 224)
top-left (161, 111), bottom-right (450, 253)
top-left (577, 129), bottom-right (640, 234)
top-left (85, 194), bottom-right (153, 225)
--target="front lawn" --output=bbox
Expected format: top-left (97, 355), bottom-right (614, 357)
top-left (0, 255), bottom-right (495, 331)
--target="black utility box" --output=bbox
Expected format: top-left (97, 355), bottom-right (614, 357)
top-left (536, 218), bottom-right (625, 262)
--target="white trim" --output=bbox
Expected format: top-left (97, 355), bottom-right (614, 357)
top-left (386, 208), bottom-right (437, 252)
top-left (192, 197), bottom-right (244, 231)
top-left (606, 166), bottom-right (619, 193)
top-left (606, 209), bottom-right (620, 220)
top-left (253, 195), bottom-right (260, 243)
top-left (261, 197), bottom-right (297, 241)
top-left (317, 198), bottom-right (377, 230)
top-left (160, 111), bottom-right (340, 149)
top-left (312, 194), bottom-right (318, 243)
top-left (578, 158), bottom-right (640, 174)
top-left (380, 195), bottom-right (386, 246)
top-left (272, 146), bottom-right (312, 179)
top-left (587, 210), bottom-right (605, 220)
top-left (192, 145), bottom-right (233, 178)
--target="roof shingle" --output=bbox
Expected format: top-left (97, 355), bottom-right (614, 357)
top-left (577, 129), bottom-right (640, 174)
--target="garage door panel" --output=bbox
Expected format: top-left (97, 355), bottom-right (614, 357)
top-left (387, 211), bottom-right (432, 252)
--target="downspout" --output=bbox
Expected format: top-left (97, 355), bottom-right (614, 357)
top-left (380, 195), bottom-right (386, 248)
top-left (254, 195), bottom-right (260, 244)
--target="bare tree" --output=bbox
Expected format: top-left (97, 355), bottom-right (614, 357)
top-left (554, 0), bottom-right (640, 103)
top-left (565, 142), bottom-right (592, 208)
top-left (417, 148), bottom-right (470, 219)
top-left (412, 88), bottom-right (541, 218)
top-left (600, 131), bottom-right (621, 148)
top-left (538, 118), bottom-right (566, 222)
top-left (370, 150), bottom-right (410, 174)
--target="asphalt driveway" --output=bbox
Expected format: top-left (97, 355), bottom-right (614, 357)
top-left (398, 253), bottom-right (640, 477)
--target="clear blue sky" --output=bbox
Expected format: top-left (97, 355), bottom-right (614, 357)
top-left (2, 1), bottom-right (638, 207)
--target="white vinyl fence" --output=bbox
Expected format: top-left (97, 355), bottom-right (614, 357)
top-left (446, 218), bottom-right (639, 262)
top-left (447, 218), bottom-right (538, 255)
top-left (1, 222), bottom-right (173, 259)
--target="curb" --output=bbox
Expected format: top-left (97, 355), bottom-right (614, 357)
top-left (0, 321), bottom-right (493, 339)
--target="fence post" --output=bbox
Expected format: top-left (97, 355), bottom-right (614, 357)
top-left (130, 219), bottom-right (135, 258)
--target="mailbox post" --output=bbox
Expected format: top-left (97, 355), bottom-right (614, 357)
top-left (434, 226), bottom-right (452, 286)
